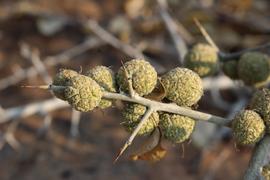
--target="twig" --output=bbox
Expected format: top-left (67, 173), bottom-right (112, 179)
top-left (20, 43), bottom-right (52, 84)
top-left (203, 75), bottom-right (235, 90)
top-left (220, 42), bottom-right (270, 61)
top-left (0, 37), bottom-right (103, 90)
top-left (70, 109), bottom-right (81, 138)
top-left (0, 98), bottom-right (68, 124)
top-left (38, 114), bottom-right (52, 136)
top-left (157, 0), bottom-right (188, 64)
top-left (193, 18), bottom-right (219, 52)
top-left (114, 107), bottom-right (154, 162)
top-left (84, 20), bottom-right (166, 73)
top-left (4, 120), bottom-right (20, 150)
top-left (244, 135), bottom-right (270, 180)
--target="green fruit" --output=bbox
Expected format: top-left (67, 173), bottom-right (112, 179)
top-left (117, 59), bottom-right (157, 96)
top-left (122, 103), bottom-right (159, 136)
top-left (250, 88), bottom-right (270, 133)
top-left (184, 43), bottom-right (218, 77)
top-left (159, 113), bottom-right (195, 143)
top-left (64, 74), bottom-right (102, 112)
top-left (238, 52), bottom-right (270, 87)
top-left (261, 164), bottom-right (270, 180)
top-left (232, 110), bottom-right (265, 145)
top-left (222, 60), bottom-right (239, 79)
top-left (52, 69), bottom-right (78, 100)
top-left (161, 67), bottom-right (203, 106)
top-left (86, 66), bottom-right (116, 109)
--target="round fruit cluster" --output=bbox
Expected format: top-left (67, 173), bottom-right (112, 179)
top-left (51, 59), bottom-right (204, 144)
top-left (231, 88), bottom-right (270, 145)
top-left (222, 52), bottom-right (270, 88)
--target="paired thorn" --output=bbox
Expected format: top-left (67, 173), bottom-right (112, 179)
top-left (21, 85), bottom-right (50, 89)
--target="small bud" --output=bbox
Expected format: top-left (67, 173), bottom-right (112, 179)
top-left (232, 110), bottom-right (265, 145)
top-left (86, 66), bottom-right (117, 109)
top-left (117, 59), bottom-right (157, 96)
top-left (122, 103), bottom-right (159, 136)
top-left (159, 113), bottom-right (195, 143)
top-left (184, 43), bottom-right (218, 77)
top-left (238, 52), bottom-right (270, 87)
top-left (222, 60), bottom-right (239, 80)
top-left (161, 67), bottom-right (203, 106)
top-left (64, 74), bottom-right (102, 112)
top-left (261, 164), bottom-right (270, 180)
top-left (250, 88), bottom-right (270, 133)
top-left (52, 69), bottom-right (78, 100)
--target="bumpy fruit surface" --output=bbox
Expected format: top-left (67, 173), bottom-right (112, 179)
top-left (159, 113), bottom-right (195, 143)
top-left (117, 59), bottom-right (157, 96)
top-left (222, 60), bottom-right (239, 79)
top-left (161, 67), bottom-right (203, 106)
top-left (64, 74), bottom-right (102, 112)
top-left (238, 52), bottom-right (270, 87)
top-left (250, 89), bottom-right (270, 133)
top-left (232, 110), bottom-right (265, 145)
top-left (86, 66), bottom-right (116, 109)
top-left (184, 43), bottom-right (218, 77)
top-left (52, 69), bottom-right (78, 100)
top-left (262, 164), bottom-right (270, 180)
top-left (122, 103), bottom-right (159, 135)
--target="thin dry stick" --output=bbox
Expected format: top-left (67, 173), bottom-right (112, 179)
top-left (244, 135), bottom-right (270, 180)
top-left (0, 37), bottom-right (103, 90)
top-left (20, 43), bottom-right (52, 84)
top-left (193, 18), bottom-right (219, 52)
top-left (157, 0), bottom-right (188, 64)
top-left (4, 120), bottom-right (20, 150)
top-left (84, 20), bottom-right (166, 73)
top-left (114, 107), bottom-right (154, 163)
top-left (70, 109), bottom-right (81, 138)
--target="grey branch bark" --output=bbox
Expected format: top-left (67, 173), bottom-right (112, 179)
top-left (244, 135), bottom-right (270, 180)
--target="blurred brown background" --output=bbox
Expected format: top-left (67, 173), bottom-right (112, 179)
top-left (0, 0), bottom-right (270, 179)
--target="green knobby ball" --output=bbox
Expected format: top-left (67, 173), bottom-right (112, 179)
top-left (86, 66), bottom-right (117, 109)
top-left (116, 59), bottom-right (157, 96)
top-left (121, 103), bottom-right (159, 136)
top-left (238, 52), bottom-right (270, 87)
top-left (159, 113), bottom-right (195, 143)
top-left (184, 43), bottom-right (218, 77)
top-left (161, 67), bottom-right (203, 106)
top-left (250, 88), bottom-right (270, 133)
top-left (261, 164), bottom-right (270, 180)
top-left (52, 69), bottom-right (78, 100)
top-left (64, 74), bottom-right (103, 112)
top-left (232, 110), bottom-right (265, 145)
top-left (222, 60), bottom-right (239, 80)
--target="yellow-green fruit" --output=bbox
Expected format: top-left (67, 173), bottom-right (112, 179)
top-left (261, 164), bottom-right (270, 180)
top-left (117, 59), bottom-right (157, 96)
top-left (159, 113), bottom-right (195, 143)
top-left (222, 60), bottom-right (239, 79)
top-left (122, 103), bottom-right (159, 135)
top-left (184, 43), bottom-right (218, 77)
top-left (86, 66), bottom-right (116, 109)
top-left (250, 88), bottom-right (270, 133)
top-left (238, 52), bottom-right (270, 87)
top-left (52, 69), bottom-right (78, 100)
top-left (64, 74), bottom-right (102, 112)
top-left (232, 110), bottom-right (265, 145)
top-left (161, 67), bottom-right (203, 106)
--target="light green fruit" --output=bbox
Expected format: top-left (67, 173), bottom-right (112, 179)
top-left (52, 69), bottom-right (78, 100)
top-left (222, 60), bottom-right (239, 80)
top-left (184, 43), bottom-right (218, 77)
top-left (250, 88), bottom-right (270, 133)
top-left (261, 164), bottom-right (270, 180)
top-left (238, 52), bottom-right (270, 87)
top-left (64, 74), bottom-right (102, 112)
top-left (86, 66), bottom-right (116, 109)
top-left (122, 103), bottom-right (159, 136)
top-left (117, 59), bottom-right (157, 96)
top-left (161, 67), bottom-right (203, 106)
top-left (159, 113), bottom-right (195, 143)
top-left (232, 110), bottom-right (265, 145)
